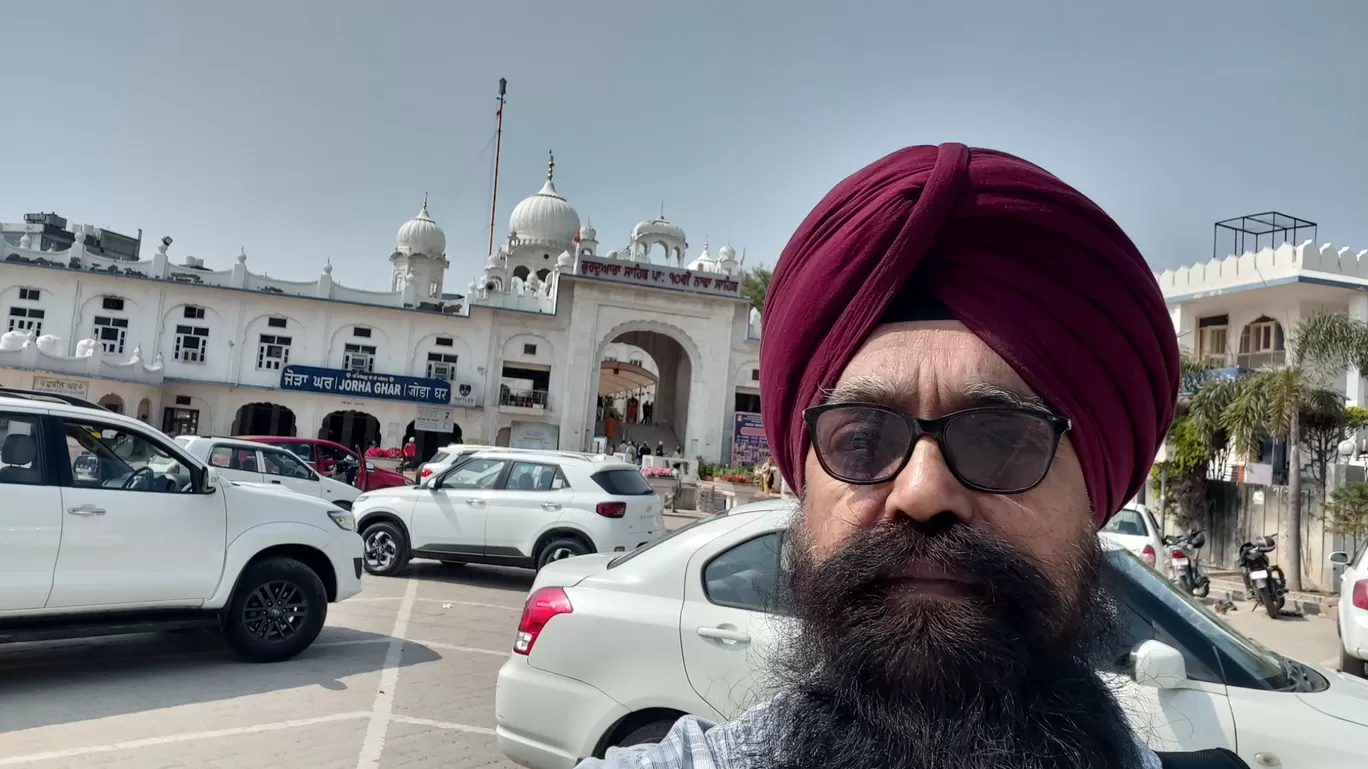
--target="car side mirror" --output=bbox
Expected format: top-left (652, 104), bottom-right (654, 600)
top-left (1132, 640), bottom-right (1187, 689)
top-left (202, 467), bottom-right (220, 494)
top-left (1330, 551), bottom-right (1351, 566)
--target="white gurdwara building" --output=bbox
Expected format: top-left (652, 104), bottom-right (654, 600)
top-left (0, 162), bottom-right (764, 463)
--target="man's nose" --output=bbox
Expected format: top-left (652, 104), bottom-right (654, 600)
top-left (882, 436), bottom-right (976, 525)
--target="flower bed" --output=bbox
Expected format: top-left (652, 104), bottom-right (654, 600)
top-left (641, 465), bottom-right (677, 478)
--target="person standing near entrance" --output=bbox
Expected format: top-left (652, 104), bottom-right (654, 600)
top-left (605, 410), bottom-right (618, 443)
top-left (639, 441), bottom-right (652, 464)
top-left (402, 437), bottom-right (417, 471)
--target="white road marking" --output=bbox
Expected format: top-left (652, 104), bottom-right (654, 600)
top-left (313, 638), bottom-right (391, 649)
top-left (343, 596), bottom-right (520, 612)
top-left (356, 577), bottom-right (418, 769)
top-left (410, 639), bottom-right (509, 657)
top-left (0, 712), bottom-right (372, 766)
top-left (390, 715), bottom-right (496, 735)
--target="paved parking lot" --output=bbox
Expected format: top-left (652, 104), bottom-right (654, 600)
top-left (0, 561), bottom-right (533, 769)
top-left (0, 517), bottom-right (1350, 769)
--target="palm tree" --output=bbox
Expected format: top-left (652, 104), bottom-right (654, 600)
top-left (1211, 312), bottom-right (1368, 591)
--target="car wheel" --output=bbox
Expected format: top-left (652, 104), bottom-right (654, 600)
top-left (617, 719), bottom-right (677, 748)
top-left (536, 537), bottom-right (590, 569)
top-left (1341, 646), bottom-right (1367, 678)
top-left (361, 520), bottom-right (410, 576)
top-left (223, 557), bottom-right (328, 663)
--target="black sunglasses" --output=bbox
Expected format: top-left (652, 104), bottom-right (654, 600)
top-left (802, 402), bottom-right (1071, 494)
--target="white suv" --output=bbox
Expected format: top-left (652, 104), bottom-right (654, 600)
top-left (353, 449), bottom-right (666, 575)
top-left (168, 435), bottom-right (363, 509)
top-left (0, 388), bottom-right (363, 662)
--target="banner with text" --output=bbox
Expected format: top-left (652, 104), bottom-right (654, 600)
top-left (731, 411), bottom-right (770, 467)
top-left (576, 256), bottom-right (742, 298)
top-left (280, 365), bottom-right (453, 405)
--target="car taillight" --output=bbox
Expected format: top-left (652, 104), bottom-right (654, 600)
top-left (1141, 544), bottom-right (1156, 568)
top-left (1353, 580), bottom-right (1368, 611)
top-left (420, 466), bottom-right (432, 477)
top-left (596, 501), bottom-right (626, 518)
top-left (514, 587), bottom-right (573, 655)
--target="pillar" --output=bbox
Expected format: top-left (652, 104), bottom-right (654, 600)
top-left (1350, 292), bottom-right (1368, 406)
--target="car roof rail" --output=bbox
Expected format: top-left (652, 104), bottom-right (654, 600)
top-left (0, 386), bottom-right (112, 412)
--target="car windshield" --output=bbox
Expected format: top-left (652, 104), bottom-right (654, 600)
top-left (1100, 508), bottom-right (1148, 537)
top-left (592, 468), bottom-right (654, 495)
top-left (1105, 548), bottom-right (1288, 685)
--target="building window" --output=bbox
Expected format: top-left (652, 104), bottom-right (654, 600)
top-left (1238, 316), bottom-right (1286, 369)
top-left (102, 297), bottom-right (125, 312)
top-left (183, 305), bottom-right (206, 320)
top-left (604, 353), bottom-right (618, 362)
top-left (175, 395), bottom-right (192, 406)
top-left (267, 316), bottom-right (287, 328)
top-left (426, 352), bottom-right (458, 380)
top-left (353, 327), bottom-right (372, 338)
top-left (392, 274), bottom-right (402, 291)
top-left (257, 334), bottom-right (292, 370)
top-left (18, 288), bottom-right (40, 301)
top-left (344, 343), bottom-right (376, 372)
top-left (629, 358), bottom-right (643, 367)
top-left (1196, 315), bottom-right (1228, 366)
top-left (174, 325), bottom-right (209, 363)
top-left (429, 280), bottom-right (440, 296)
top-left (93, 316), bottom-right (129, 354)
top-left (523, 343), bottom-right (537, 356)
top-left (7, 307), bottom-right (44, 334)
top-left (751, 368), bottom-right (760, 381)
top-left (435, 336), bottom-right (453, 347)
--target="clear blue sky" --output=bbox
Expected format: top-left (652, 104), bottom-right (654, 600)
top-left (5, 0), bottom-right (1366, 289)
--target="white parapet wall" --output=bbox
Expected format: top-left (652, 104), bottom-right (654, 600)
top-left (1155, 240), bottom-right (1368, 299)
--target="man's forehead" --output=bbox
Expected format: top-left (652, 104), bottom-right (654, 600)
top-left (825, 322), bottom-right (1046, 413)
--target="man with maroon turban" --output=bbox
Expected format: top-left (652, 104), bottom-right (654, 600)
top-left (578, 145), bottom-right (1247, 769)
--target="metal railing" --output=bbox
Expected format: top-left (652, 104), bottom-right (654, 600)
top-left (499, 388), bottom-right (549, 410)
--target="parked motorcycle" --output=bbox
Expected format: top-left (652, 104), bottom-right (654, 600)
top-left (1164, 530), bottom-right (1211, 598)
top-left (1238, 534), bottom-right (1287, 619)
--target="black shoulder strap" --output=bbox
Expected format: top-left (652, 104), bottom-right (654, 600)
top-left (1155, 748), bottom-right (1251, 769)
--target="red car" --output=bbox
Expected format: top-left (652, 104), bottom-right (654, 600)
top-left (240, 436), bottom-right (411, 491)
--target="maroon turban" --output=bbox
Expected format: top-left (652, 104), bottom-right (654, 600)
top-left (759, 143), bottom-right (1177, 524)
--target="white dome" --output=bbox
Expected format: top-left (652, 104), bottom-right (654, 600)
top-left (686, 242), bottom-right (716, 272)
top-left (395, 199), bottom-right (446, 257)
top-left (578, 223), bottom-right (596, 241)
top-left (718, 245), bottom-right (736, 261)
top-left (632, 218), bottom-right (686, 242)
top-left (509, 179), bottom-right (580, 247)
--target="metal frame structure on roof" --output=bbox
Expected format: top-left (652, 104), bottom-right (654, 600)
top-left (1213, 212), bottom-right (1317, 260)
top-left (599, 361), bottom-right (658, 397)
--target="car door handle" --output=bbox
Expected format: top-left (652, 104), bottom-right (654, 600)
top-left (67, 505), bottom-right (106, 516)
top-left (542, 503), bottom-right (562, 511)
top-left (466, 499), bottom-right (486, 507)
top-left (696, 626), bottom-right (750, 644)
top-left (270, 480), bottom-right (282, 484)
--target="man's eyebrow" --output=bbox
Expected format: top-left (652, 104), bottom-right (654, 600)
top-left (962, 382), bottom-right (1049, 413)
top-left (821, 377), bottom-right (1051, 414)
top-left (821, 376), bottom-right (902, 405)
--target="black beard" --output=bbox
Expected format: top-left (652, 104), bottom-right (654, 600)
top-left (759, 512), bottom-right (1143, 769)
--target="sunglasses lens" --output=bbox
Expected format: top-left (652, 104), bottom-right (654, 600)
top-left (941, 410), bottom-right (1057, 492)
top-left (811, 406), bottom-right (912, 482)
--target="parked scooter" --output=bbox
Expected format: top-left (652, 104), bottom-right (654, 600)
top-left (1238, 534), bottom-right (1287, 619)
top-left (1163, 530), bottom-right (1211, 598)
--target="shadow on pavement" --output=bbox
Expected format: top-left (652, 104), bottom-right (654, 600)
top-left (0, 626), bottom-right (441, 733)
top-left (402, 560), bottom-right (536, 594)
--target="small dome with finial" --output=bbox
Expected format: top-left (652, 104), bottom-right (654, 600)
top-left (395, 195), bottom-right (447, 257)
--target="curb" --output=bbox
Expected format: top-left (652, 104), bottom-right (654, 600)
top-left (1203, 578), bottom-right (1336, 617)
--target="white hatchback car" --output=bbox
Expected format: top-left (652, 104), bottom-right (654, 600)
top-left (352, 449), bottom-right (666, 575)
top-left (1098, 503), bottom-right (1166, 575)
top-left (494, 501), bottom-right (1368, 769)
top-left (167, 436), bottom-right (363, 509)
top-left (1331, 542), bottom-right (1368, 678)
